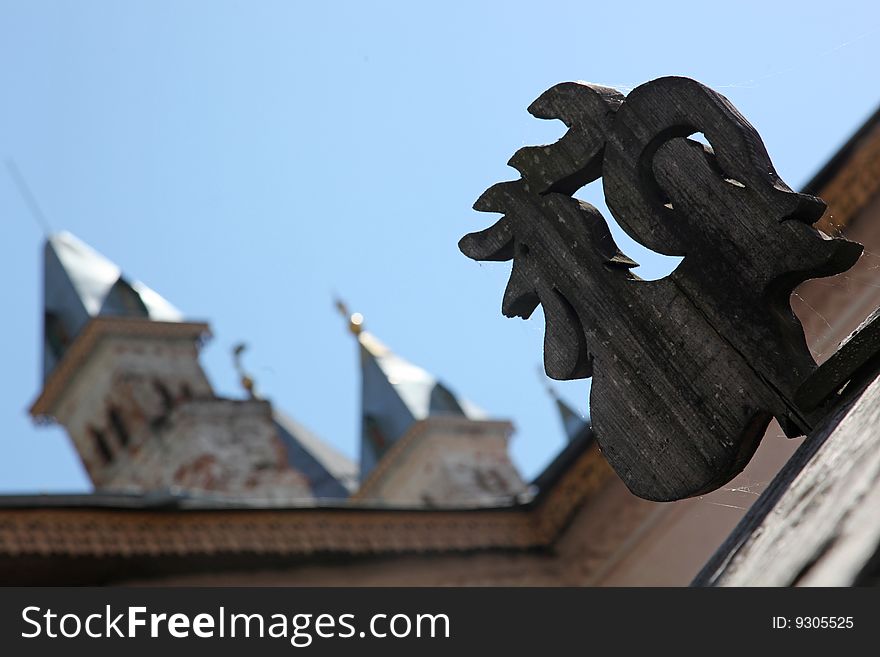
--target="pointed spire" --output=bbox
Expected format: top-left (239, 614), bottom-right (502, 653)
top-left (42, 231), bottom-right (182, 379)
top-left (336, 300), bottom-right (486, 480)
top-left (542, 374), bottom-right (589, 443)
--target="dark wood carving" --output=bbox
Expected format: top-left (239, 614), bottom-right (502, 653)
top-left (460, 77), bottom-right (863, 502)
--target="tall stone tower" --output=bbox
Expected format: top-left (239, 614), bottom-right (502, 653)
top-left (338, 305), bottom-right (527, 506)
top-left (30, 232), bottom-right (355, 500)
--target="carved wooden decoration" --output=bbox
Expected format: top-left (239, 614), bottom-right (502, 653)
top-left (460, 77), bottom-right (864, 502)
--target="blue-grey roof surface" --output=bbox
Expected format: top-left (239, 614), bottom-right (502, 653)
top-left (273, 410), bottom-right (358, 499)
top-left (42, 232), bottom-right (182, 380)
top-left (554, 393), bottom-right (590, 443)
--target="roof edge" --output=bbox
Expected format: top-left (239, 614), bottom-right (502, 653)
top-left (0, 441), bottom-right (612, 563)
top-left (802, 104), bottom-right (880, 196)
top-left (30, 316), bottom-right (211, 419)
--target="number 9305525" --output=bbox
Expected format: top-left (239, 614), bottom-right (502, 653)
top-left (795, 616), bottom-right (853, 629)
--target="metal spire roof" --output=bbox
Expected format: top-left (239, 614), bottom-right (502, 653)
top-left (41, 231), bottom-right (182, 380)
top-left (545, 381), bottom-right (590, 443)
top-left (556, 396), bottom-right (589, 443)
top-left (336, 302), bottom-right (486, 480)
top-left (273, 410), bottom-right (359, 499)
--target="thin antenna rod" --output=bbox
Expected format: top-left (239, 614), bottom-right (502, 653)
top-left (6, 159), bottom-right (52, 235)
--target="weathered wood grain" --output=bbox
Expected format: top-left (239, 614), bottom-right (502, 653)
top-left (796, 306), bottom-right (880, 411)
top-left (508, 82), bottom-right (623, 195)
top-left (693, 365), bottom-right (880, 586)
top-left (460, 77), bottom-right (863, 502)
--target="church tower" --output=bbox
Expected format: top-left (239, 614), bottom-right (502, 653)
top-left (338, 304), bottom-right (527, 506)
top-left (30, 232), bottom-right (355, 500)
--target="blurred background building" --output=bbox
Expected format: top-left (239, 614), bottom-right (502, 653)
top-left (1, 103), bottom-right (878, 585)
top-left (30, 230), bottom-right (529, 507)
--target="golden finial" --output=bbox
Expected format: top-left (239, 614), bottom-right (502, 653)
top-left (232, 342), bottom-right (257, 399)
top-left (334, 297), bottom-right (364, 336)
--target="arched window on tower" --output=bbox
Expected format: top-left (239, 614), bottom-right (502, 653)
top-left (100, 278), bottom-right (149, 318)
top-left (108, 406), bottom-right (130, 447)
top-left (149, 380), bottom-right (175, 431)
top-left (153, 380), bottom-right (173, 412)
top-left (89, 427), bottom-right (114, 464)
top-left (429, 383), bottom-right (465, 415)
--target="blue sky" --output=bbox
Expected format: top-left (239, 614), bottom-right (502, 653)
top-left (1, 1), bottom-right (879, 492)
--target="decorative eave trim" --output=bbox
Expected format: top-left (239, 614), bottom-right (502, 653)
top-left (30, 316), bottom-right (211, 420)
top-left (812, 116), bottom-right (880, 235)
top-left (0, 443), bottom-right (612, 560)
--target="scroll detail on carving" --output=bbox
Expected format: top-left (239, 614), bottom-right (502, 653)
top-left (460, 77), bottom-right (863, 502)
